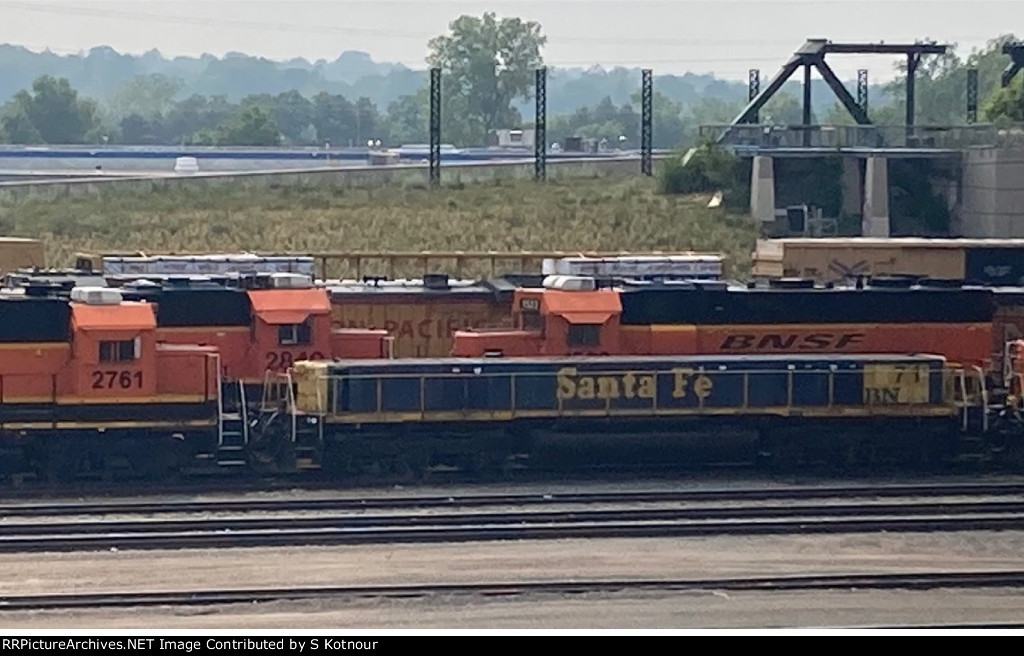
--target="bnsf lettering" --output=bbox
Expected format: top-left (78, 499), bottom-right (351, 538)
top-left (719, 333), bottom-right (866, 351)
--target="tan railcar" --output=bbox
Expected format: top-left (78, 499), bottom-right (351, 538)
top-left (752, 238), bottom-right (1024, 285)
top-left (0, 238), bottom-right (44, 273)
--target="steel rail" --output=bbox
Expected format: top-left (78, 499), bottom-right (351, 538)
top-left (7, 499), bottom-right (1024, 536)
top-left (3, 570), bottom-right (1024, 611)
top-left (5, 482), bottom-right (1024, 518)
top-left (4, 511), bottom-right (1024, 552)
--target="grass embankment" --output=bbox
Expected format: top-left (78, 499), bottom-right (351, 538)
top-left (0, 177), bottom-right (758, 279)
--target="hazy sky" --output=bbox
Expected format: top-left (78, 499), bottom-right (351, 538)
top-left (0, 0), bottom-right (1014, 80)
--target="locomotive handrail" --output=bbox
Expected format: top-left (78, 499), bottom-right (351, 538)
top-left (958, 370), bottom-right (970, 432)
top-left (214, 353), bottom-right (225, 447)
top-left (286, 371), bottom-right (297, 443)
top-left (973, 365), bottom-right (990, 433)
top-left (238, 379), bottom-right (249, 445)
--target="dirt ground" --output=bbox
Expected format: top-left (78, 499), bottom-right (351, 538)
top-left (2, 531), bottom-right (1024, 629)
top-left (5, 588), bottom-right (1023, 630)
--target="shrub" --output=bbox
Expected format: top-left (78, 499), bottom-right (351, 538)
top-left (658, 141), bottom-right (748, 209)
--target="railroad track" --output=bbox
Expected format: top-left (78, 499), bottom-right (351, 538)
top-left (3, 571), bottom-right (1024, 612)
top-left (6, 481), bottom-right (1024, 518)
top-left (5, 497), bottom-right (1024, 552)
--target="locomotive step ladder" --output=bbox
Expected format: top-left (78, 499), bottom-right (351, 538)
top-left (217, 379), bottom-right (250, 467)
top-left (256, 370), bottom-right (323, 471)
top-left (954, 367), bottom-right (992, 435)
top-left (282, 371), bottom-right (323, 470)
top-left (293, 416), bottom-right (323, 471)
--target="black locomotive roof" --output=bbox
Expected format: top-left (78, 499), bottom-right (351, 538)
top-left (0, 296), bottom-right (72, 342)
top-left (618, 280), bottom-right (996, 325)
top-left (121, 284), bottom-right (251, 327)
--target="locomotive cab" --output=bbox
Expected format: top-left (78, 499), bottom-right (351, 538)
top-left (68, 287), bottom-right (158, 398)
top-left (248, 274), bottom-right (391, 375)
top-left (247, 275), bottom-right (333, 375)
top-left (452, 276), bottom-right (622, 357)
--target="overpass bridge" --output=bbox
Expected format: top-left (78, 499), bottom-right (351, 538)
top-left (698, 123), bottom-right (1024, 239)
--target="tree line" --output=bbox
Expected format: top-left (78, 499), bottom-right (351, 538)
top-left (0, 15), bottom-right (1020, 149)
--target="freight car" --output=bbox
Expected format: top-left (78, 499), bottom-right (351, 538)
top-left (452, 276), bottom-right (997, 371)
top-left (325, 275), bottom-right (521, 358)
top-left (324, 254), bottom-right (726, 358)
top-left (268, 353), bottom-right (966, 473)
top-left (751, 238), bottom-right (1024, 286)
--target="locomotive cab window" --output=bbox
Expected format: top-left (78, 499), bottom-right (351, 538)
top-left (278, 320), bottom-right (312, 346)
top-left (567, 324), bottom-right (601, 347)
top-left (520, 310), bottom-right (544, 332)
top-left (99, 338), bottom-right (138, 363)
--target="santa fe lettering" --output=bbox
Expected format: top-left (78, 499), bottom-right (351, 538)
top-left (556, 367), bottom-right (713, 401)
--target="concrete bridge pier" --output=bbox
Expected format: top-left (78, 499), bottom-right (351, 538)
top-left (750, 155), bottom-right (776, 223)
top-left (840, 156), bottom-right (861, 218)
top-left (861, 155), bottom-right (890, 237)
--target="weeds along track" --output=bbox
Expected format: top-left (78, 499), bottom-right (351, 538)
top-left (6, 491), bottom-right (1024, 552)
top-left (4, 571), bottom-right (1024, 612)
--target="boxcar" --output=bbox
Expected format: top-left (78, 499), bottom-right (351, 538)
top-left (752, 238), bottom-right (1024, 286)
top-left (326, 277), bottom-right (522, 358)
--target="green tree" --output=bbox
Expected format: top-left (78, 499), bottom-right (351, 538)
top-left (213, 106), bottom-right (280, 146)
top-left (1, 76), bottom-right (97, 143)
top-left (310, 92), bottom-right (357, 146)
top-left (0, 103), bottom-right (42, 143)
top-left (108, 74), bottom-right (183, 118)
top-left (761, 93), bottom-right (809, 125)
top-left (872, 35), bottom-right (1020, 125)
top-left (384, 88), bottom-right (429, 145)
top-left (165, 94), bottom-right (234, 144)
top-left (983, 71), bottom-right (1024, 122)
top-left (427, 13), bottom-right (546, 146)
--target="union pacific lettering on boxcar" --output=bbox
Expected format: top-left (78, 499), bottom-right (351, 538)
top-left (334, 315), bottom-right (493, 357)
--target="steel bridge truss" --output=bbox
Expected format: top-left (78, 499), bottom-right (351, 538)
top-left (729, 39), bottom-right (949, 129)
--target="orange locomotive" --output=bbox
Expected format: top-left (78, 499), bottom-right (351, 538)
top-left (452, 277), bottom-right (996, 370)
top-left (120, 274), bottom-right (389, 402)
top-left (0, 276), bottom-right (391, 479)
top-left (0, 286), bottom-right (219, 478)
